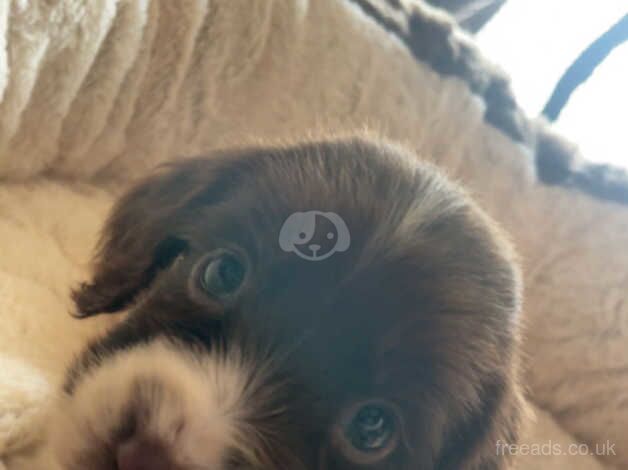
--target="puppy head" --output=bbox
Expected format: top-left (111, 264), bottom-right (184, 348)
top-left (58, 137), bottom-right (524, 469)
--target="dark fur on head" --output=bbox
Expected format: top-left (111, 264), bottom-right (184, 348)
top-left (60, 136), bottom-right (525, 470)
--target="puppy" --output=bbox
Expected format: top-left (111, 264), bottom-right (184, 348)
top-left (53, 136), bottom-right (524, 469)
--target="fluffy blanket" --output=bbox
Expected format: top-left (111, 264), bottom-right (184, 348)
top-left (1, 1), bottom-right (626, 468)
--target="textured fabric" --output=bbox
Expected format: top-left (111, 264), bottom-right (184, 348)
top-left (427, 0), bottom-right (507, 31)
top-left (350, 0), bottom-right (628, 205)
top-left (0, 1), bottom-right (626, 468)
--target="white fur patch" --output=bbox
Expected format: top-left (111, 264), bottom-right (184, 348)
top-left (49, 339), bottom-right (250, 469)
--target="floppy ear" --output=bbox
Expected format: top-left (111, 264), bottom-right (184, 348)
top-left (73, 158), bottom-right (229, 317)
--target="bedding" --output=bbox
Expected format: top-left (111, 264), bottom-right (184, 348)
top-left (427, 0), bottom-right (507, 32)
top-left (0, 1), bottom-right (626, 468)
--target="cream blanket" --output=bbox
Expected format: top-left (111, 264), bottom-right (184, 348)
top-left (0, 1), bottom-right (626, 468)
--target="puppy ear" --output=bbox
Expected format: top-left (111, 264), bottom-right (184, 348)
top-left (72, 159), bottom-right (226, 317)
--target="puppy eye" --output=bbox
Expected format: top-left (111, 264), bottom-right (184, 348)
top-left (199, 250), bottom-right (246, 298)
top-left (347, 404), bottom-right (395, 452)
top-left (334, 400), bottom-right (400, 464)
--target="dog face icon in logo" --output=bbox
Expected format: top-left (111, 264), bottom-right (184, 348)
top-left (279, 211), bottom-right (350, 261)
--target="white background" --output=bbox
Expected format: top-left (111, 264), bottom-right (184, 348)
top-left (477, 0), bottom-right (627, 167)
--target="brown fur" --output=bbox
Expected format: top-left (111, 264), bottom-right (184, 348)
top-left (64, 136), bottom-right (525, 469)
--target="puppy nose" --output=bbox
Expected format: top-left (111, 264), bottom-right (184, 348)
top-left (309, 244), bottom-right (321, 252)
top-left (116, 437), bottom-right (169, 470)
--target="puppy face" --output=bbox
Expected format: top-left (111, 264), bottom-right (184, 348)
top-left (56, 137), bottom-right (524, 469)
